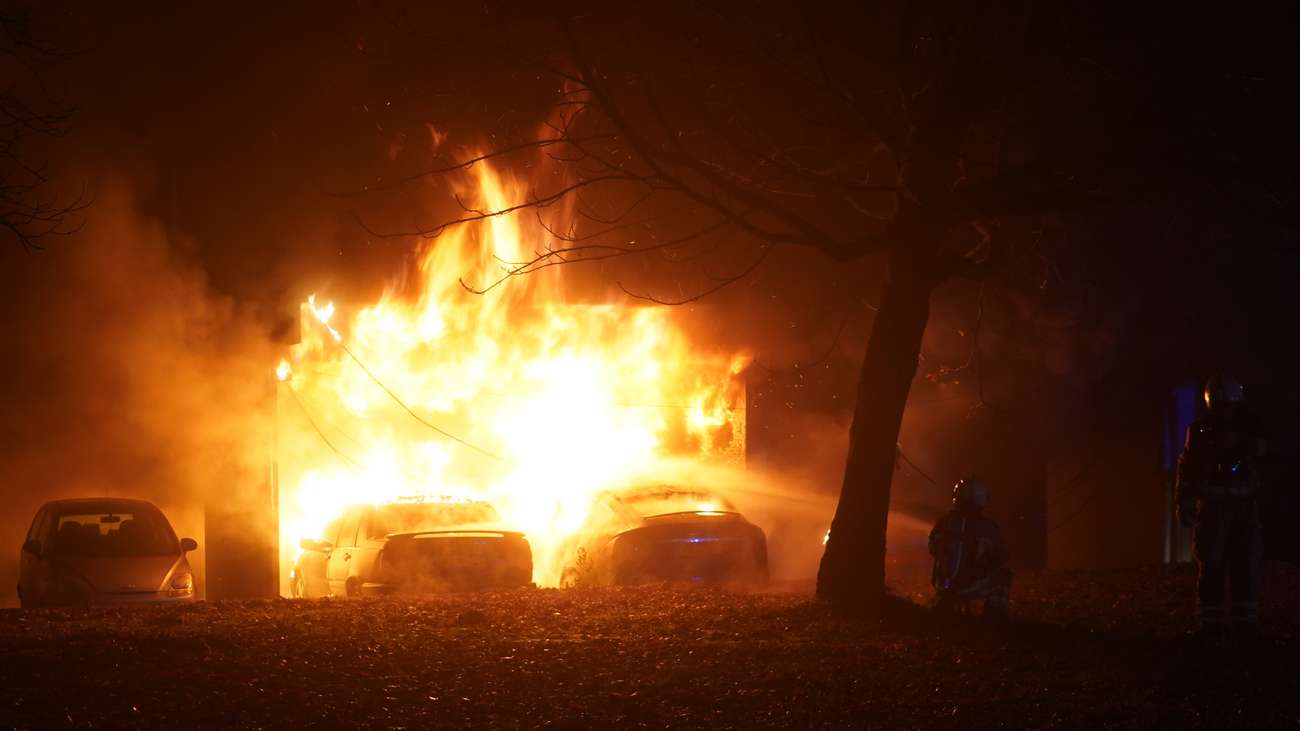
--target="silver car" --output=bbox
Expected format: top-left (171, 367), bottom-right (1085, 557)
top-left (292, 498), bottom-right (532, 598)
top-left (18, 498), bottom-right (198, 608)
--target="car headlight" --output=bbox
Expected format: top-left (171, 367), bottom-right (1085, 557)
top-left (167, 572), bottom-right (193, 596)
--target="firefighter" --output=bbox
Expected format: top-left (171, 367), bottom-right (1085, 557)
top-left (929, 476), bottom-right (1012, 618)
top-left (1176, 374), bottom-right (1267, 636)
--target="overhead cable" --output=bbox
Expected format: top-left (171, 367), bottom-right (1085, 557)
top-left (896, 444), bottom-right (942, 488)
top-left (335, 340), bottom-right (506, 462)
top-left (283, 383), bottom-right (360, 472)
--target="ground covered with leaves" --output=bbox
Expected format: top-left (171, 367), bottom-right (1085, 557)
top-left (2, 565), bottom-right (1298, 729)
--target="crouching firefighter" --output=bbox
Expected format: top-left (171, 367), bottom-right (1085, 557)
top-left (929, 477), bottom-right (1012, 618)
top-left (1176, 374), bottom-right (1267, 635)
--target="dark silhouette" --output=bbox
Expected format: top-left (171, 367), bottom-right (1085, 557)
top-left (929, 476), bottom-right (1011, 617)
top-left (1176, 375), bottom-right (1267, 635)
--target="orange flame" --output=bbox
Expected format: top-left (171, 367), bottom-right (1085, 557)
top-left (275, 158), bottom-right (747, 587)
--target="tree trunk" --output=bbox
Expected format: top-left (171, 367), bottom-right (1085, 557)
top-left (816, 248), bottom-right (937, 612)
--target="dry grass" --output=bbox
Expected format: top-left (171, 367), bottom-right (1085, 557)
top-left (1, 564), bottom-right (1297, 729)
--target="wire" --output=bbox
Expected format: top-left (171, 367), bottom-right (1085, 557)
top-left (283, 384), bottom-right (360, 472)
top-left (1044, 454), bottom-right (1105, 534)
top-left (896, 444), bottom-right (942, 488)
top-left (750, 303), bottom-right (861, 376)
top-left (335, 340), bottom-right (507, 462)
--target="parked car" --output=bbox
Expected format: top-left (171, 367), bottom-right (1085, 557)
top-left (18, 498), bottom-right (198, 608)
top-left (291, 497), bottom-right (532, 598)
top-left (561, 485), bottom-right (768, 586)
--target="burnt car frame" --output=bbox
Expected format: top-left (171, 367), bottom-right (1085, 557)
top-left (563, 485), bottom-right (768, 586)
top-left (291, 497), bottom-right (532, 598)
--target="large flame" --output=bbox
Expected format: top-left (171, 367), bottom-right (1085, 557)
top-left (276, 160), bottom-right (747, 588)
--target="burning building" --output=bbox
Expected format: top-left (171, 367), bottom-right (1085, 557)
top-left (270, 160), bottom-right (749, 593)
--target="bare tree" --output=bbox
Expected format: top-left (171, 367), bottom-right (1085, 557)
top-left (0, 5), bottom-right (84, 250)
top-left (362, 2), bottom-right (1287, 612)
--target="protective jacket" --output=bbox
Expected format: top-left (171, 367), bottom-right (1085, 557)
top-left (1176, 410), bottom-right (1265, 506)
top-left (1175, 408), bottom-right (1267, 628)
top-left (929, 509), bottom-right (1008, 595)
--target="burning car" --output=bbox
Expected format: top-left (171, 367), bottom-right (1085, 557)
top-left (291, 497), bottom-right (532, 597)
top-left (273, 158), bottom-right (751, 582)
top-left (18, 498), bottom-right (198, 608)
top-left (562, 485), bottom-right (768, 586)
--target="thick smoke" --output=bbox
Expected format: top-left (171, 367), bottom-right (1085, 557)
top-left (0, 182), bottom-right (276, 605)
top-left (0, 3), bottom-right (1179, 604)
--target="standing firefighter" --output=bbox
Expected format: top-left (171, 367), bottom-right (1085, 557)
top-left (1176, 374), bottom-right (1267, 635)
top-left (929, 477), bottom-right (1012, 617)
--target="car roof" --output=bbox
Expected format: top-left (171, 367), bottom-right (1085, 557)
top-left (43, 497), bottom-right (162, 513)
top-left (367, 499), bottom-right (495, 509)
top-left (642, 510), bottom-right (745, 524)
top-left (613, 484), bottom-right (719, 499)
top-left (599, 485), bottom-right (739, 521)
top-left (610, 485), bottom-right (732, 505)
top-left (330, 500), bottom-right (497, 517)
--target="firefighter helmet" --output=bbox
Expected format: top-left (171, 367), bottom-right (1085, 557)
top-left (1204, 374), bottom-right (1244, 410)
top-left (952, 476), bottom-right (989, 510)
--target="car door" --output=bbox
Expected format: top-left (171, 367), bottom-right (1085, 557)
top-left (17, 505), bottom-right (49, 606)
top-left (352, 507), bottom-right (380, 586)
top-left (326, 508), bottom-right (362, 596)
top-left (297, 517), bottom-right (341, 598)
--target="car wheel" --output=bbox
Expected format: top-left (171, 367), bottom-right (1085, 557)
top-left (291, 573), bottom-right (305, 599)
top-left (345, 577), bottom-right (361, 597)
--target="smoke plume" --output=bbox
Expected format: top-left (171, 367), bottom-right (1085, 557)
top-left (0, 181), bottom-right (276, 605)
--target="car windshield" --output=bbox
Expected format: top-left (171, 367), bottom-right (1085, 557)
top-left (48, 508), bottom-right (178, 557)
top-left (370, 502), bottom-right (500, 536)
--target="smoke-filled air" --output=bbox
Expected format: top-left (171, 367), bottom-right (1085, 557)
top-left (276, 158), bottom-right (752, 588)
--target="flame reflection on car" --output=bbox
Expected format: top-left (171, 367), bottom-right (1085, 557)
top-left (292, 496), bottom-right (532, 598)
top-left (562, 486), bottom-right (768, 586)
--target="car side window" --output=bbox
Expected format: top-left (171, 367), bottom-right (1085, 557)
top-left (361, 507), bottom-right (383, 541)
top-left (323, 518), bottom-right (343, 547)
top-left (589, 499), bottom-right (627, 532)
top-left (26, 506), bottom-right (45, 543)
top-left (36, 507), bottom-right (57, 545)
top-left (336, 509), bottom-right (362, 549)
